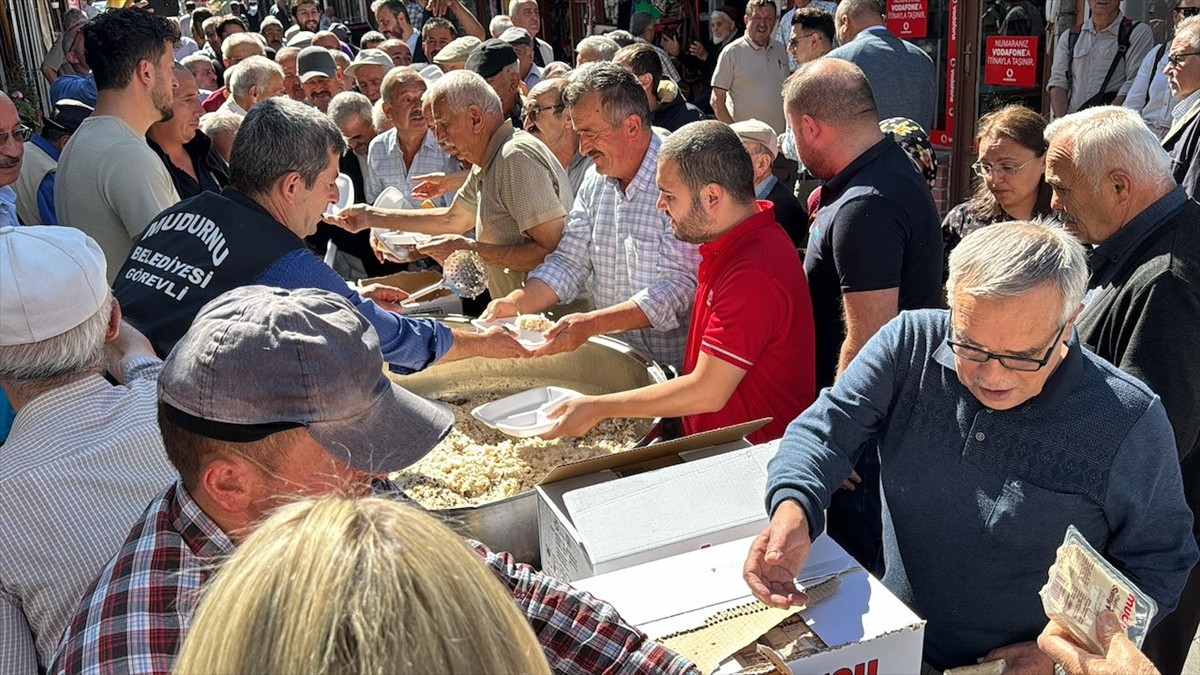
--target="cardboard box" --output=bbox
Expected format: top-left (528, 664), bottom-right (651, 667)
top-left (573, 535), bottom-right (926, 674)
top-left (536, 419), bottom-right (774, 581)
top-left (361, 269), bottom-right (462, 316)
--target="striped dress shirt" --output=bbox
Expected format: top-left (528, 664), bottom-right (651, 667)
top-left (0, 358), bottom-right (175, 673)
top-left (365, 128), bottom-right (461, 205)
top-left (529, 133), bottom-right (700, 368)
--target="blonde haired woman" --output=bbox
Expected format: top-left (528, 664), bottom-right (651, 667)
top-left (173, 497), bottom-right (551, 675)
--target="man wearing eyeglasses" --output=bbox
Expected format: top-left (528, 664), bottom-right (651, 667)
top-left (785, 7), bottom-right (834, 70)
top-left (0, 93), bottom-right (25, 228)
top-left (744, 219), bottom-right (1197, 673)
top-left (776, 1), bottom-right (835, 71)
top-left (1048, 105), bottom-right (1200, 675)
top-left (1123, 2), bottom-right (1200, 138)
top-left (1161, 16), bottom-right (1200, 198)
top-left (523, 77), bottom-right (593, 195)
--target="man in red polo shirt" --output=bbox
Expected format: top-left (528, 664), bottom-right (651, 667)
top-left (543, 120), bottom-right (815, 444)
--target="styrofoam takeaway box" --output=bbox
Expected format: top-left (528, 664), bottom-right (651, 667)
top-left (536, 419), bottom-right (775, 581)
top-left (360, 269), bottom-right (462, 316)
top-left (573, 534), bottom-right (926, 674)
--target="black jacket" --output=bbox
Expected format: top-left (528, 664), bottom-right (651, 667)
top-left (652, 96), bottom-right (705, 132)
top-left (147, 131), bottom-right (229, 201)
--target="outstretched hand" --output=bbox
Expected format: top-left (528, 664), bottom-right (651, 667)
top-left (743, 499), bottom-right (812, 609)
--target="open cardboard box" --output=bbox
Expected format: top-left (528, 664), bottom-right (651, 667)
top-left (537, 419), bottom-right (775, 581)
top-left (573, 534), bottom-right (926, 674)
top-left (361, 269), bottom-right (462, 316)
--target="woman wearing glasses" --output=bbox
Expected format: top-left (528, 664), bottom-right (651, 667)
top-left (941, 104), bottom-right (1053, 274)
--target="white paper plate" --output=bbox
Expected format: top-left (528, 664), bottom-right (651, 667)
top-left (470, 317), bottom-right (549, 348)
top-left (471, 386), bottom-right (583, 437)
top-left (323, 173), bottom-right (354, 218)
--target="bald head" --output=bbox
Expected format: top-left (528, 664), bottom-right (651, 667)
top-left (834, 0), bottom-right (885, 42)
top-left (783, 58), bottom-right (877, 128)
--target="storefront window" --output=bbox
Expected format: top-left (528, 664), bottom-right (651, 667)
top-left (890, 0), bottom-right (958, 146)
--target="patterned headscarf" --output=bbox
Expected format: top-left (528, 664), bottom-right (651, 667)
top-left (879, 117), bottom-right (938, 188)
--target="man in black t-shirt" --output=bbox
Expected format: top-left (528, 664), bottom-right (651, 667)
top-left (784, 58), bottom-right (942, 576)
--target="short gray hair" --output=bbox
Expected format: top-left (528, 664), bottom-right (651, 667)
top-left (200, 111), bottom-right (243, 138)
top-left (221, 32), bottom-right (264, 60)
top-left (275, 45), bottom-right (301, 63)
top-left (659, 120), bottom-right (756, 204)
top-left (228, 55), bottom-right (284, 96)
top-left (576, 35), bottom-right (620, 61)
top-left (229, 97), bottom-right (345, 196)
top-left (181, 52), bottom-right (214, 74)
top-left (427, 69), bottom-right (503, 119)
top-left (330, 49), bottom-right (351, 70)
top-left (328, 91), bottom-right (373, 128)
top-left (947, 219), bottom-right (1088, 326)
top-left (0, 295), bottom-right (113, 382)
top-left (562, 61), bottom-right (650, 127)
top-left (1176, 15), bottom-right (1200, 50)
top-left (381, 66), bottom-right (424, 105)
top-left (1044, 106), bottom-right (1173, 186)
top-left (490, 14), bottom-right (513, 38)
top-left (507, 0), bottom-right (536, 15)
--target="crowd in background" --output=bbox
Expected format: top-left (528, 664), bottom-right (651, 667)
top-left (0, 0), bottom-right (1198, 673)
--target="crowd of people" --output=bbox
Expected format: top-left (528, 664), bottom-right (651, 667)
top-left (0, 0), bottom-right (1197, 673)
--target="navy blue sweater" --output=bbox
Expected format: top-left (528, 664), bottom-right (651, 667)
top-left (766, 309), bottom-right (1197, 669)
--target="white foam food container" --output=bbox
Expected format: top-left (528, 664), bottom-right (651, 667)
top-left (323, 173), bottom-right (354, 218)
top-left (471, 317), bottom-right (548, 348)
top-left (471, 386), bottom-right (582, 438)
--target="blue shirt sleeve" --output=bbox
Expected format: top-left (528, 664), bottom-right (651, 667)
top-left (766, 312), bottom-right (904, 537)
top-left (254, 248), bottom-right (454, 374)
top-left (38, 172), bottom-right (58, 225)
top-left (0, 390), bottom-right (14, 444)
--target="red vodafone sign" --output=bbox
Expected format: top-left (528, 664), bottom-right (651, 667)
top-left (887, 0), bottom-right (928, 39)
top-left (984, 36), bottom-right (1039, 87)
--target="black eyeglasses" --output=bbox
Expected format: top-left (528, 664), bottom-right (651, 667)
top-left (1175, 6), bottom-right (1200, 17)
top-left (522, 103), bottom-right (564, 121)
top-left (787, 31), bottom-right (816, 48)
top-left (1168, 50), bottom-right (1200, 67)
top-left (946, 322), bottom-right (1067, 372)
top-left (0, 125), bottom-right (33, 146)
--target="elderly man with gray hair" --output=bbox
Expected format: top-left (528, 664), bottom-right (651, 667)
top-left (333, 70), bottom-right (576, 306)
top-left (575, 34), bottom-right (620, 65)
top-left (315, 90), bottom-right (402, 280)
top-left (745, 219), bottom-right (1197, 673)
top-left (112, 97), bottom-right (525, 369)
top-left (217, 55), bottom-right (286, 117)
top-left (482, 62), bottom-right (700, 370)
top-left (0, 226), bottom-right (176, 673)
top-left (1045, 105), bottom-right (1200, 675)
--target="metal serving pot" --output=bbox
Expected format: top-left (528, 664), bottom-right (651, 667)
top-left (388, 316), bottom-right (667, 566)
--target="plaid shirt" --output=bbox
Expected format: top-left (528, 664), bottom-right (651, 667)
top-left (365, 128), bottom-right (461, 204)
top-left (530, 133), bottom-right (699, 369)
top-left (50, 480), bottom-right (698, 675)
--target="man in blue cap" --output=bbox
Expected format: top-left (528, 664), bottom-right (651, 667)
top-left (14, 98), bottom-right (92, 225)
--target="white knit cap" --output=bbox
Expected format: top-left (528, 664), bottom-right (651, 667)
top-left (0, 225), bottom-right (108, 346)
